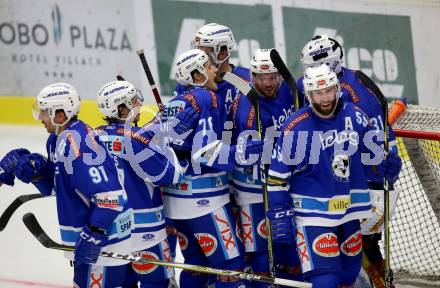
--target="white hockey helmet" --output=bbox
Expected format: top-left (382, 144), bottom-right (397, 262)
top-left (300, 34), bottom-right (343, 74)
top-left (303, 64), bottom-right (341, 117)
top-left (175, 49), bottom-right (210, 87)
top-left (97, 80), bottom-right (143, 119)
top-left (33, 82), bottom-right (81, 127)
top-left (250, 49), bottom-right (278, 74)
top-left (193, 23), bottom-right (235, 66)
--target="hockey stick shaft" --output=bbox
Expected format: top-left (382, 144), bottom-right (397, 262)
top-left (269, 49), bottom-right (301, 111)
top-left (22, 213), bottom-right (310, 288)
top-left (0, 193), bottom-right (43, 231)
top-left (355, 71), bottom-right (392, 287)
top-left (221, 72), bottom-right (277, 282)
top-left (136, 49), bottom-right (164, 114)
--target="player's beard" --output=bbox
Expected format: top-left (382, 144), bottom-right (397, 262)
top-left (312, 98), bottom-right (338, 118)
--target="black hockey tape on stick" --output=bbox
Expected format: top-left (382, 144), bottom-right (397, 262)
top-left (0, 193), bottom-right (43, 231)
top-left (22, 213), bottom-right (311, 288)
top-left (136, 49), bottom-right (164, 114)
top-left (269, 49), bottom-right (302, 110)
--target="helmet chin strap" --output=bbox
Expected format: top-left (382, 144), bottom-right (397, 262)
top-left (210, 52), bottom-right (230, 67)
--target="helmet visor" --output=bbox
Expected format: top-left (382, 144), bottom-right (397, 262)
top-left (32, 101), bottom-right (49, 121)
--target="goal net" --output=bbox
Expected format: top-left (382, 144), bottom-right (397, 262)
top-left (386, 103), bottom-right (440, 285)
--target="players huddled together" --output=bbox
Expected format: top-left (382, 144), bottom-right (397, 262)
top-left (0, 23), bottom-right (402, 288)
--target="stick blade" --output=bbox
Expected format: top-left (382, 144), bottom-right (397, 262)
top-left (221, 72), bottom-right (259, 109)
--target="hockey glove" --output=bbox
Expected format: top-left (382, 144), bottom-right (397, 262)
top-left (173, 108), bottom-right (199, 136)
top-left (383, 150), bottom-right (402, 185)
top-left (267, 205), bottom-right (296, 244)
top-left (14, 153), bottom-right (48, 184)
top-left (74, 224), bottom-right (108, 265)
top-left (370, 150), bottom-right (402, 185)
top-left (0, 148), bottom-right (30, 186)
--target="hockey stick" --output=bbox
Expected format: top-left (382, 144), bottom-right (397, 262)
top-left (136, 49), bottom-right (164, 114)
top-left (0, 193), bottom-right (43, 232)
top-left (269, 49), bottom-right (301, 111)
top-left (355, 71), bottom-right (393, 288)
top-left (221, 71), bottom-right (277, 284)
top-left (22, 213), bottom-right (311, 288)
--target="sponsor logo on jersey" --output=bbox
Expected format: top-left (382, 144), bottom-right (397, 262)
top-left (312, 233), bottom-right (339, 257)
top-left (142, 233), bottom-right (155, 241)
top-left (271, 105), bottom-right (296, 130)
top-left (257, 219), bottom-right (268, 239)
top-left (132, 251), bottom-right (159, 274)
top-left (178, 232), bottom-right (188, 250)
top-left (340, 82), bottom-right (359, 103)
top-left (195, 233), bottom-right (217, 256)
top-left (95, 195), bottom-right (120, 209)
top-left (66, 132), bottom-right (81, 157)
top-left (284, 112), bottom-right (310, 135)
top-left (197, 199), bottom-right (210, 207)
top-left (183, 93), bottom-right (201, 113)
top-left (329, 197), bottom-right (350, 212)
top-left (163, 100), bottom-right (185, 119)
top-left (319, 129), bottom-right (359, 150)
top-left (247, 106), bottom-right (255, 128)
top-left (341, 230), bottom-right (362, 256)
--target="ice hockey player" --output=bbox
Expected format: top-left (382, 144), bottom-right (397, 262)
top-left (0, 83), bottom-right (133, 287)
top-left (297, 34), bottom-right (402, 285)
top-left (231, 48), bottom-right (301, 287)
top-left (161, 48), bottom-right (264, 288)
top-left (174, 23), bottom-right (250, 117)
top-left (267, 64), bottom-right (400, 288)
top-left (95, 80), bottom-right (189, 287)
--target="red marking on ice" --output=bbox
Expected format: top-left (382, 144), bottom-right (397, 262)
top-left (0, 277), bottom-right (70, 288)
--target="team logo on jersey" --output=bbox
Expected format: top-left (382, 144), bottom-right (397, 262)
top-left (197, 199), bottom-right (210, 207)
top-left (331, 154), bottom-right (350, 181)
top-left (132, 251), bottom-right (160, 274)
top-left (320, 130), bottom-right (359, 150)
top-left (195, 233), bottom-right (217, 256)
top-left (312, 233), bottom-right (340, 257)
top-left (341, 230), bottom-right (362, 256)
top-left (257, 219), bottom-right (268, 239)
top-left (142, 233), bottom-right (155, 241)
top-left (178, 232), bottom-right (188, 250)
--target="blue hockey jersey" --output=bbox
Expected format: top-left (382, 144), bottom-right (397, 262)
top-left (231, 81), bottom-right (297, 205)
top-left (267, 101), bottom-right (377, 227)
top-left (35, 120), bottom-right (132, 265)
top-left (174, 65), bottom-right (250, 117)
top-left (297, 66), bottom-right (397, 153)
top-left (96, 123), bottom-right (184, 251)
top-left (161, 86), bottom-right (231, 219)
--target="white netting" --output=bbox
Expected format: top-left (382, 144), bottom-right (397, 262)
top-left (384, 103), bottom-right (440, 284)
